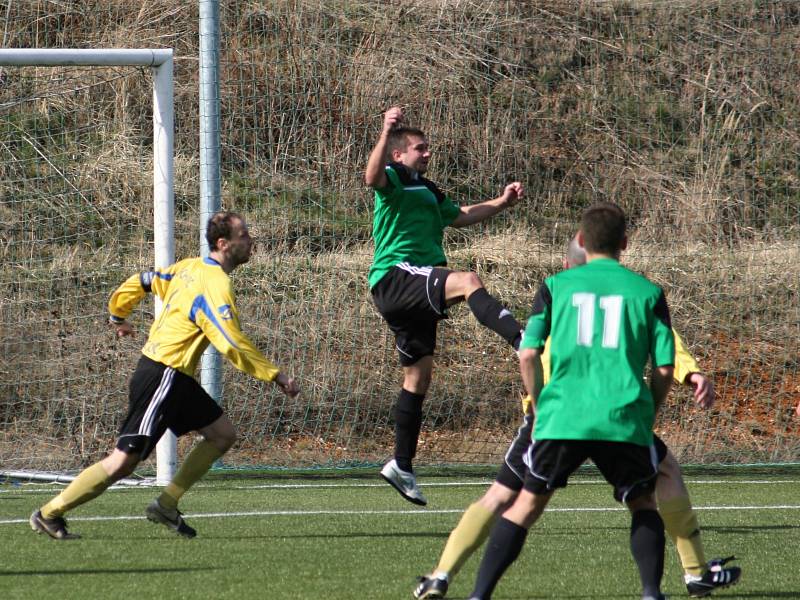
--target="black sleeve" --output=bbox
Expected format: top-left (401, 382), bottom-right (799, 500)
top-left (654, 289), bottom-right (671, 329)
top-left (530, 282), bottom-right (552, 318)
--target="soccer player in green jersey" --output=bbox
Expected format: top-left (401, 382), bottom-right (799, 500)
top-left (467, 203), bottom-right (674, 600)
top-left (414, 234), bottom-right (740, 599)
top-left (365, 106), bottom-right (525, 505)
top-left (30, 212), bottom-right (300, 540)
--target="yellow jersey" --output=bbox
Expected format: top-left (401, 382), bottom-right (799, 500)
top-left (109, 257), bottom-right (280, 382)
top-left (522, 328), bottom-right (700, 414)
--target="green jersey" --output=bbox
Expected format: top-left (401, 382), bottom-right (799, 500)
top-left (368, 163), bottom-right (461, 288)
top-left (521, 258), bottom-right (674, 446)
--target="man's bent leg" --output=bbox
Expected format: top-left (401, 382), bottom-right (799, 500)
top-left (158, 414), bottom-right (235, 510)
top-left (41, 449), bottom-right (137, 519)
top-left (656, 449), bottom-right (706, 576)
top-left (434, 483), bottom-right (518, 579)
top-left (468, 490), bottom-right (551, 600)
top-left (32, 449), bottom-right (138, 540)
top-left (445, 272), bottom-right (522, 349)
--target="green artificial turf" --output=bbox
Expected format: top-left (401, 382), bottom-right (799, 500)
top-left (1, 471), bottom-right (797, 599)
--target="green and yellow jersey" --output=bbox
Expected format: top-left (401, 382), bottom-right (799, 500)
top-left (108, 257), bottom-right (280, 382)
top-left (522, 329), bottom-right (701, 414)
top-left (521, 258), bottom-right (675, 446)
top-left (368, 162), bottom-right (461, 288)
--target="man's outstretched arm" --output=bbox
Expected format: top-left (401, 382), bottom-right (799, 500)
top-left (450, 182), bottom-right (523, 228)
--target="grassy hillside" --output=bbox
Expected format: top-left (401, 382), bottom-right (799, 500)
top-left (1, 1), bottom-right (797, 469)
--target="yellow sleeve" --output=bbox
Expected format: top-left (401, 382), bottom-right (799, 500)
top-left (541, 337), bottom-right (552, 385)
top-left (521, 394), bottom-right (533, 415)
top-left (107, 265), bottom-right (178, 322)
top-left (519, 337), bottom-right (551, 415)
top-left (194, 281), bottom-right (281, 382)
top-left (673, 328), bottom-right (700, 385)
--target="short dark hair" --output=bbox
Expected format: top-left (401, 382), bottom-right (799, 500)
top-left (580, 202), bottom-right (626, 255)
top-left (387, 127), bottom-right (426, 157)
top-left (206, 211), bottom-right (243, 251)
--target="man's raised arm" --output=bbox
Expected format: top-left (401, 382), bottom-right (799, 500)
top-left (364, 106), bottom-right (403, 189)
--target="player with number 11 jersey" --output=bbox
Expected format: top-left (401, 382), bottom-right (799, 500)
top-left (523, 257), bottom-right (675, 447)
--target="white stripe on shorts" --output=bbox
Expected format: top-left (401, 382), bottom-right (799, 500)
top-left (139, 366), bottom-right (175, 437)
top-left (396, 262), bottom-right (432, 277)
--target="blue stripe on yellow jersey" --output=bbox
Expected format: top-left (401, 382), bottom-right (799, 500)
top-left (108, 256), bottom-right (280, 381)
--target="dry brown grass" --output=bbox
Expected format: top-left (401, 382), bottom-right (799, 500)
top-left (1, 0), bottom-right (798, 470)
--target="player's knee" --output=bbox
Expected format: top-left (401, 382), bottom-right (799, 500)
top-left (447, 271), bottom-right (483, 299)
top-left (657, 449), bottom-right (681, 478)
top-left (403, 359), bottom-right (433, 393)
top-left (102, 450), bottom-right (140, 480)
top-left (461, 272), bottom-right (483, 294)
top-left (656, 452), bottom-right (689, 501)
top-left (105, 460), bottom-right (137, 481)
top-left (481, 485), bottom-right (518, 513)
top-left (216, 429), bottom-right (237, 452)
top-left (626, 491), bottom-right (658, 512)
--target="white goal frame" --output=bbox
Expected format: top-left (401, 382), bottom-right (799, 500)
top-left (0, 48), bottom-right (176, 485)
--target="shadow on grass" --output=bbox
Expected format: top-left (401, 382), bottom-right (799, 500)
top-left (203, 531), bottom-right (452, 541)
top-left (721, 594), bottom-right (800, 598)
top-left (704, 524), bottom-right (800, 533)
top-left (450, 595), bottom-right (800, 600)
top-left (0, 566), bottom-right (219, 577)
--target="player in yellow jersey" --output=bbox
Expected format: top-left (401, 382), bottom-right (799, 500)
top-left (414, 233), bottom-right (740, 599)
top-left (30, 211), bottom-right (299, 540)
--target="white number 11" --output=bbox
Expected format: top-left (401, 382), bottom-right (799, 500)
top-left (572, 293), bottom-right (623, 349)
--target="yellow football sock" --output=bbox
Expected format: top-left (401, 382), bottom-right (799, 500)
top-left (660, 495), bottom-right (706, 576)
top-left (158, 440), bottom-right (223, 510)
top-left (41, 462), bottom-right (113, 519)
top-left (435, 502), bottom-right (497, 578)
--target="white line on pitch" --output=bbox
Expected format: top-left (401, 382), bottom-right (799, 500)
top-left (2, 478), bottom-right (800, 494)
top-left (2, 504), bottom-right (800, 526)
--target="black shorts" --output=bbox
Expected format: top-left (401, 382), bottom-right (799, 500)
top-left (370, 263), bottom-right (451, 366)
top-left (523, 439), bottom-right (658, 503)
top-left (116, 355), bottom-right (224, 460)
top-left (495, 414), bottom-right (533, 492)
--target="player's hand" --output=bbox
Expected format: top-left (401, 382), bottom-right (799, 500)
top-left (687, 372), bottom-right (714, 409)
top-left (501, 182), bottom-right (524, 208)
top-left (796, 401), bottom-right (799, 417)
top-left (112, 322), bottom-right (135, 338)
top-left (383, 106), bottom-right (403, 134)
top-left (275, 373), bottom-right (300, 398)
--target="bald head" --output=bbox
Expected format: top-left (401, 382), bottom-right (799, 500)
top-left (564, 234), bottom-right (587, 269)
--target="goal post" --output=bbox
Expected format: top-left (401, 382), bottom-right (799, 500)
top-left (0, 48), bottom-right (176, 484)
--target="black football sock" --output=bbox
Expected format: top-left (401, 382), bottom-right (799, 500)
top-left (394, 388), bottom-right (424, 472)
top-left (630, 509), bottom-right (666, 598)
top-left (466, 288), bottom-right (522, 349)
top-left (469, 517), bottom-right (528, 599)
